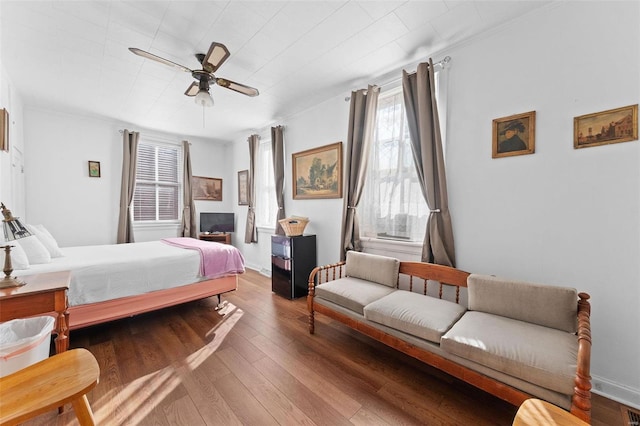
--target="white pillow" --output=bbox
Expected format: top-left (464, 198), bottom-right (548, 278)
top-left (14, 235), bottom-right (51, 264)
top-left (26, 224), bottom-right (64, 258)
top-left (0, 242), bottom-right (30, 270)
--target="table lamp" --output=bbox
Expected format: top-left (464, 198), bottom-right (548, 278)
top-left (1, 202), bottom-right (31, 288)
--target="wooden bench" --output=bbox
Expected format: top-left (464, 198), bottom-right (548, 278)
top-left (0, 348), bottom-right (99, 426)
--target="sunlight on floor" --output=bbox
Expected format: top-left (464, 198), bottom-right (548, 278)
top-left (93, 303), bottom-right (244, 425)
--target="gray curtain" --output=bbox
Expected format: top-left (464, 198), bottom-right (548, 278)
top-left (181, 140), bottom-right (197, 238)
top-left (117, 129), bottom-right (139, 244)
top-left (340, 85), bottom-right (380, 260)
top-left (244, 134), bottom-right (259, 244)
top-left (402, 59), bottom-right (456, 266)
top-left (271, 125), bottom-right (286, 235)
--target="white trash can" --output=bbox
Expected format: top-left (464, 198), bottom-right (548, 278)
top-left (0, 316), bottom-right (55, 377)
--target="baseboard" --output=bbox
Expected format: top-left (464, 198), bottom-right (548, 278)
top-left (244, 263), bottom-right (271, 277)
top-left (592, 374), bottom-right (640, 410)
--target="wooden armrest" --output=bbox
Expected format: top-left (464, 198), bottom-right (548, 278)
top-left (0, 348), bottom-right (99, 426)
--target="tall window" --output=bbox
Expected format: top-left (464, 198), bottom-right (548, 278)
top-left (360, 87), bottom-right (428, 242)
top-left (360, 66), bottom-right (447, 243)
top-left (133, 140), bottom-right (182, 222)
top-left (256, 139), bottom-right (277, 228)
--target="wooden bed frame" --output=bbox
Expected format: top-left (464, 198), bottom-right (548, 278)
top-left (67, 275), bottom-right (238, 330)
top-left (308, 261), bottom-right (592, 423)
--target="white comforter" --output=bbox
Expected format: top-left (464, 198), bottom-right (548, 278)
top-left (14, 241), bottom-right (202, 306)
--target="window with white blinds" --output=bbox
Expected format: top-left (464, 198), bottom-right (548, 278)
top-left (133, 141), bottom-right (182, 222)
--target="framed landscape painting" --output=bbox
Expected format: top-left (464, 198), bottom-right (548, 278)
top-left (292, 142), bottom-right (342, 199)
top-left (192, 176), bottom-right (222, 201)
top-left (574, 104), bottom-right (638, 149)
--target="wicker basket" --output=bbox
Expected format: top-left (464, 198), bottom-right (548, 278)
top-left (278, 216), bottom-right (309, 237)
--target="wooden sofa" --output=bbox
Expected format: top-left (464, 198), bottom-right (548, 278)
top-left (307, 252), bottom-right (592, 423)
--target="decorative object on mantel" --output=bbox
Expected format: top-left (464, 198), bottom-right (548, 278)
top-left (292, 142), bottom-right (343, 199)
top-left (192, 176), bottom-right (222, 201)
top-left (237, 170), bottom-right (248, 206)
top-left (574, 104), bottom-right (638, 149)
top-left (88, 161), bottom-right (101, 177)
top-left (278, 216), bottom-right (310, 237)
top-left (0, 109), bottom-right (8, 152)
top-left (0, 203), bottom-right (31, 288)
top-left (492, 111), bottom-right (536, 158)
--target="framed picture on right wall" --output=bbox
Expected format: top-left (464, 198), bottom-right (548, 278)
top-left (574, 104), bottom-right (638, 149)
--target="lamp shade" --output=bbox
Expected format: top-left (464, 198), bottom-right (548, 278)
top-left (194, 90), bottom-right (214, 107)
top-left (1, 203), bottom-right (31, 241)
top-left (0, 202), bottom-right (30, 288)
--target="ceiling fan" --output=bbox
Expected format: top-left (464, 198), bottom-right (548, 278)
top-left (129, 42), bottom-right (259, 107)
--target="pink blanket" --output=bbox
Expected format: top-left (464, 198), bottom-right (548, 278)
top-left (161, 237), bottom-right (245, 279)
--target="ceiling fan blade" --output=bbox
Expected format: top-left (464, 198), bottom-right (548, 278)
top-left (184, 82), bottom-right (200, 97)
top-left (129, 47), bottom-right (192, 73)
top-left (203, 42), bottom-right (230, 73)
top-left (215, 78), bottom-right (259, 97)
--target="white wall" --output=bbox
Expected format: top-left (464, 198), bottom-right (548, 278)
top-left (22, 107), bottom-right (231, 247)
top-left (231, 1), bottom-right (640, 407)
top-left (445, 1), bottom-right (639, 406)
top-left (0, 65), bottom-right (26, 216)
top-left (231, 95), bottom-right (350, 273)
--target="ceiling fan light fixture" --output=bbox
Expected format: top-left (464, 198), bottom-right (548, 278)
top-left (194, 89), bottom-right (213, 107)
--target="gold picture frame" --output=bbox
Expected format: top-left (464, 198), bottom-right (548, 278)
top-left (192, 176), bottom-right (222, 201)
top-left (292, 142), bottom-right (342, 200)
top-left (492, 111), bottom-right (536, 158)
top-left (574, 104), bottom-right (638, 149)
top-left (0, 109), bottom-right (8, 152)
top-left (88, 161), bottom-right (101, 177)
top-left (237, 170), bottom-right (249, 205)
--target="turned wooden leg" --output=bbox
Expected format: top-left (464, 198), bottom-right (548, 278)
top-left (55, 311), bottom-right (69, 354)
top-left (71, 394), bottom-right (96, 426)
top-left (309, 310), bottom-right (315, 334)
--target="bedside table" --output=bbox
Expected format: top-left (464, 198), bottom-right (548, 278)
top-left (0, 271), bottom-right (71, 354)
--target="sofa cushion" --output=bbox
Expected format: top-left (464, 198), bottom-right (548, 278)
top-left (441, 311), bottom-right (578, 395)
top-left (315, 277), bottom-right (396, 315)
top-left (345, 251), bottom-right (400, 288)
top-left (468, 274), bottom-right (578, 333)
top-left (364, 290), bottom-right (467, 343)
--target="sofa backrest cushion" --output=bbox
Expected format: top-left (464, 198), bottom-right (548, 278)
top-left (467, 274), bottom-right (578, 333)
top-left (345, 251), bottom-right (400, 288)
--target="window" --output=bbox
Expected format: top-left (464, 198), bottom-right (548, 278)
top-left (133, 140), bottom-right (182, 222)
top-left (256, 139), bottom-right (277, 228)
top-left (360, 69), bottom-right (447, 243)
top-left (360, 87), bottom-right (428, 242)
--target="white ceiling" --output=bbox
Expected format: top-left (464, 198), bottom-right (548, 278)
top-left (0, 1), bottom-right (551, 141)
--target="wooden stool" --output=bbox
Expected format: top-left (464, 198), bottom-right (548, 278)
top-left (513, 399), bottom-right (590, 426)
top-left (0, 348), bottom-right (99, 426)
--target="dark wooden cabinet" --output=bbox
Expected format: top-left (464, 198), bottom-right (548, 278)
top-left (271, 235), bottom-right (316, 299)
top-left (199, 233), bottom-right (231, 245)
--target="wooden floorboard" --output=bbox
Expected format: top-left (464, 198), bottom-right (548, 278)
top-left (21, 268), bottom-right (627, 425)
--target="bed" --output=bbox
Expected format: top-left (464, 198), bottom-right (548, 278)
top-left (12, 238), bottom-right (245, 330)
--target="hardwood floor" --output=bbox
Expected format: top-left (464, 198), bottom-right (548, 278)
top-left (24, 269), bottom-right (624, 425)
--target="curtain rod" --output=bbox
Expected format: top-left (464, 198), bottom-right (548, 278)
top-left (345, 56), bottom-right (451, 101)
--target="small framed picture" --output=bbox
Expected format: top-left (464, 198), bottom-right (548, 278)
top-left (574, 104), bottom-right (638, 149)
top-left (192, 176), bottom-right (222, 201)
top-left (0, 108), bottom-right (9, 152)
top-left (237, 170), bottom-right (249, 205)
top-left (88, 161), bottom-right (101, 177)
top-left (492, 111), bottom-right (536, 159)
